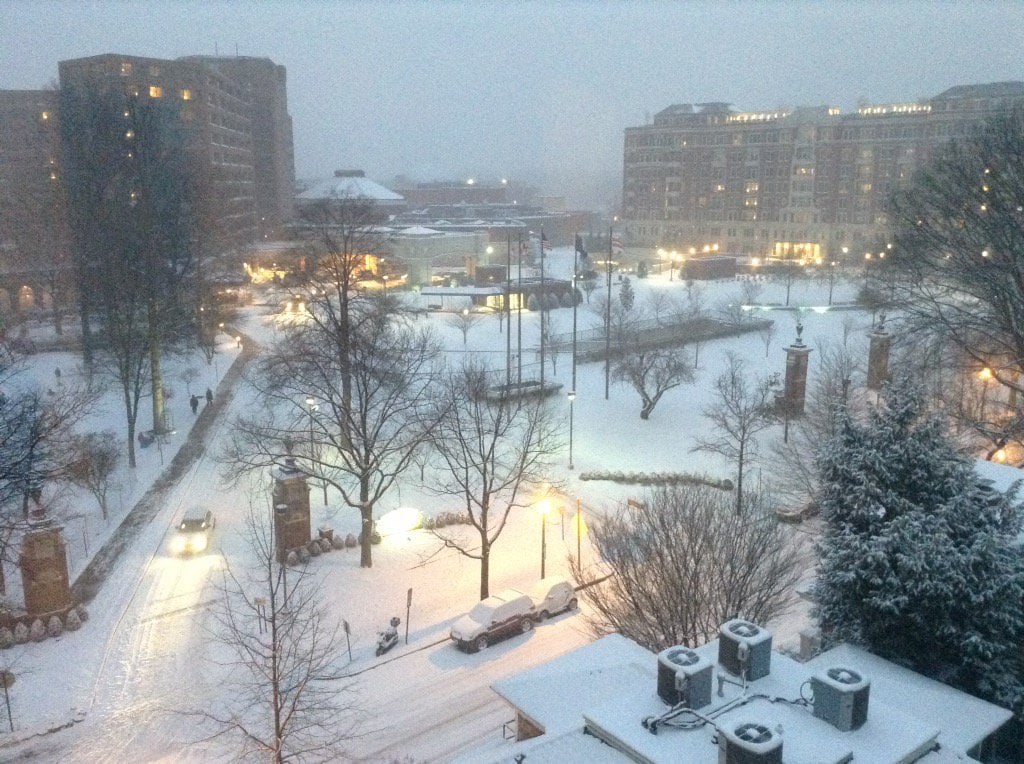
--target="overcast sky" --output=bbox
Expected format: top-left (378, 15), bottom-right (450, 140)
top-left (4, 1), bottom-right (1024, 208)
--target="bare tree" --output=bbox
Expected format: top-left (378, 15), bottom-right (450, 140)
top-left (612, 343), bottom-right (694, 421)
top-left (569, 484), bottom-right (802, 652)
top-left (759, 321), bottom-right (777, 358)
top-left (887, 106), bottom-right (1024, 455)
top-left (692, 353), bottom-right (776, 514)
top-left (225, 305), bottom-right (441, 568)
top-left (199, 503), bottom-right (360, 762)
top-left (445, 309), bottom-right (484, 346)
top-left (60, 80), bottom-right (198, 465)
top-left (428, 362), bottom-right (560, 599)
top-left (64, 431), bottom-right (120, 520)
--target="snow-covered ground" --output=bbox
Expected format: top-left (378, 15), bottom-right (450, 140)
top-left (0, 249), bottom-right (886, 761)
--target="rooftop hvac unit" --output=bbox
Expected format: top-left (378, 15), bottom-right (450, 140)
top-left (811, 666), bottom-right (870, 731)
top-left (656, 646), bottom-right (713, 709)
top-left (718, 619), bottom-right (772, 681)
top-left (718, 721), bottom-right (783, 764)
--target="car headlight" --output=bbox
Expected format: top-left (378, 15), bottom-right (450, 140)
top-left (192, 535), bottom-right (208, 552)
top-left (171, 537), bottom-right (187, 553)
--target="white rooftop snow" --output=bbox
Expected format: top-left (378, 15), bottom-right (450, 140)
top-left (295, 175), bottom-right (404, 203)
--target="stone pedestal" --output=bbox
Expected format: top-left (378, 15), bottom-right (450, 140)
top-left (272, 458), bottom-right (311, 562)
top-left (781, 322), bottom-right (812, 416)
top-left (19, 523), bottom-right (71, 617)
top-left (867, 317), bottom-right (891, 391)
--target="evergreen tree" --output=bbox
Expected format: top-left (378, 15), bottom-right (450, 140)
top-left (814, 376), bottom-right (1024, 713)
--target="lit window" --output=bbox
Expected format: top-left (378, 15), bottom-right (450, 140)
top-left (40, 111), bottom-right (49, 121)
top-left (180, 89), bottom-right (192, 101)
top-left (149, 86), bottom-right (163, 98)
top-left (120, 62), bottom-right (133, 76)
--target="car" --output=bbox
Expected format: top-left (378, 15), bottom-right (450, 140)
top-left (450, 589), bottom-right (534, 652)
top-left (527, 576), bottom-right (578, 621)
top-left (171, 509), bottom-right (215, 555)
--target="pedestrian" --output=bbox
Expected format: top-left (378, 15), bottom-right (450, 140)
top-left (205, 387), bottom-right (213, 406)
top-left (190, 394), bottom-right (199, 415)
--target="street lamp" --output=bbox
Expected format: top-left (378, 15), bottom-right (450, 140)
top-left (567, 390), bottom-right (576, 470)
top-left (382, 273), bottom-right (389, 300)
top-left (538, 499), bottom-right (552, 578)
top-left (306, 396), bottom-right (327, 506)
top-left (978, 367), bottom-right (993, 421)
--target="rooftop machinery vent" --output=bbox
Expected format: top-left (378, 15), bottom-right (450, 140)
top-left (718, 721), bottom-right (783, 763)
top-left (811, 666), bottom-right (870, 731)
top-left (656, 646), bottom-right (713, 709)
top-left (718, 620), bottom-right (772, 681)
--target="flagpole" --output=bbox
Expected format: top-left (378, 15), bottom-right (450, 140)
top-left (517, 233), bottom-right (523, 387)
top-left (539, 227), bottom-right (546, 391)
top-left (506, 232), bottom-right (512, 388)
top-left (571, 237), bottom-right (579, 470)
top-left (605, 226), bottom-right (613, 400)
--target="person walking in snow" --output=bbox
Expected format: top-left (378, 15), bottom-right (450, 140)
top-left (190, 394), bottom-right (199, 415)
top-left (205, 387), bottom-right (214, 406)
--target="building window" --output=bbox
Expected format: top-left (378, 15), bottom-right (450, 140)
top-left (149, 86), bottom-right (163, 98)
top-left (180, 89), bottom-right (192, 101)
top-left (120, 62), bottom-right (133, 76)
top-left (40, 111), bottom-right (50, 121)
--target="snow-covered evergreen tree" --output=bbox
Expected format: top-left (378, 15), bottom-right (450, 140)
top-left (814, 376), bottom-right (1024, 713)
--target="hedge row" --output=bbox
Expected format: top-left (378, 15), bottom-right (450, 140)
top-left (578, 470), bottom-right (733, 490)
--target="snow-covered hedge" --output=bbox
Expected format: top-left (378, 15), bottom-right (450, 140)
top-left (578, 470), bottom-right (733, 490)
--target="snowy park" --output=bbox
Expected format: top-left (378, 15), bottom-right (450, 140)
top-left (0, 245), bottom-right (914, 762)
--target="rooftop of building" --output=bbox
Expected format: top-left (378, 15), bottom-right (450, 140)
top-left (295, 176), bottom-right (405, 205)
top-left (468, 623), bottom-right (1013, 763)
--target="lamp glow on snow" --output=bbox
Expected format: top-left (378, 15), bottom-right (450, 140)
top-left (377, 507), bottom-right (423, 537)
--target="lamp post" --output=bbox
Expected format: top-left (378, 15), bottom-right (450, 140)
top-left (979, 367), bottom-right (992, 421)
top-left (538, 500), bottom-right (551, 579)
top-left (306, 396), bottom-right (327, 506)
top-left (568, 390), bottom-right (576, 470)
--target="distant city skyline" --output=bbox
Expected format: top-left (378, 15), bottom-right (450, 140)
top-left (3, 1), bottom-right (1024, 208)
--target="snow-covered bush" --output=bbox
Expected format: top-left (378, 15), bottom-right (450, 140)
top-left (47, 615), bottom-right (63, 638)
top-left (65, 608), bottom-right (82, 631)
top-left (297, 546), bottom-right (311, 564)
top-left (307, 540), bottom-right (322, 556)
top-left (13, 623), bottom-right (28, 644)
top-left (75, 604), bottom-right (89, 623)
top-left (319, 538), bottom-right (332, 554)
top-left (331, 535), bottom-right (345, 550)
top-left (29, 619), bottom-right (46, 642)
top-left (0, 628), bottom-right (13, 649)
top-left (345, 533), bottom-right (357, 548)
top-left (286, 550), bottom-right (299, 566)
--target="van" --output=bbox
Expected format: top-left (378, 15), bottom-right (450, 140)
top-left (450, 589), bottom-right (534, 652)
top-left (527, 576), bottom-right (577, 621)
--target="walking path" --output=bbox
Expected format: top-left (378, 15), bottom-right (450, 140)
top-left (71, 330), bottom-right (256, 604)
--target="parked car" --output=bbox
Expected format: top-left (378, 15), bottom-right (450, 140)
top-left (171, 508), bottom-right (215, 555)
top-left (450, 589), bottom-right (534, 652)
top-left (528, 576), bottom-right (578, 621)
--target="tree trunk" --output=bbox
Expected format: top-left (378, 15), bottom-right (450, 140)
top-left (479, 538), bottom-right (490, 600)
top-left (149, 306), bottom-right (166, 433)
top-left (359, 509), bottom-right (373, 568)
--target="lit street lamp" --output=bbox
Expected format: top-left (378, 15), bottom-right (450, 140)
top-left (978, 367), bottom-right (993, 421)
top-left (306, 396), bottom-right (327, 506)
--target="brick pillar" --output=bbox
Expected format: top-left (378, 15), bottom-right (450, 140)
top-left (272, 458), bottom-right (311, 562)
top-left (781, 321), bottom-right (812, 416)
top-left (867, 315), bottom-right (891, 391)
top-left (20, 522), bottom-right (71, 617)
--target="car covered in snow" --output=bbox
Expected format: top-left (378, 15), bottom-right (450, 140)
top-left (171, 508), bottom-right (215, 555)
top-left (527, 576), bottom-right (578, 621)
top-left (450, 589), bottom-right (534, 652)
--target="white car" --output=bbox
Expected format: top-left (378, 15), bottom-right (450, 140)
top-left (527, 576), bottom-right (578, 621)
top-left (171, 509), bottom-right (215, 555)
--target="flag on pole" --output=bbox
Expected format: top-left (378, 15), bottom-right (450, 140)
top-left (541, 232), bottom-right (552, 253)
top-left (574, 234), bottom-right (588, 257)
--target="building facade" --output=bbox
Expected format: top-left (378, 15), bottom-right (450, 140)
top-left (621, 82), bottom-right (1024, 264)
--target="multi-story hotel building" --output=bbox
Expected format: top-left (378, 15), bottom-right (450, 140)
top-left (621, 82), bottom-right (1024, 264)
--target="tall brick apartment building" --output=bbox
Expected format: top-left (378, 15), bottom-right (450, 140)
top-left (621, 82), bottom-right (1024, 264)
top-left (0, 53), bottom-right (294, 322)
